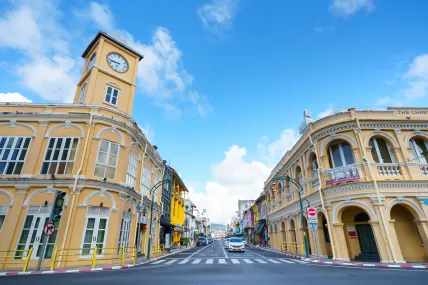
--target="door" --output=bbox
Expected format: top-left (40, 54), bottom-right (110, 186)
top-left (356, 224), bottom-right (378, 254)
top-left (15, 206), bottom-right (56, 260)
top-left (81, 207), bottom-right (110, 255)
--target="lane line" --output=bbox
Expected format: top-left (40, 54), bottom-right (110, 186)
top-left (255, 259), bottom-right (267, 264)
top-left (151, 260), bottom-right (166, 264)
top-left (192, 259), bottom-right (202, 264)
top-left (243, 259), bottom-right (253, 264)
top-left (231, 259), bottom-right (240, 264)
top-left (267, 259), bottom-right (281, 264)
top-left (164, 259), bottom-right (177, 265)
top-left (178, 259), bottom-right (190, 264)
top-left (279, 259), bottom-right (295, 264)
top-left (206, 259), bottom-right (214, 264)
top-left (222, 243), bottom-right (229, 258)
top-left (245, 249), bottom-right (269, 259)
top-left (219, 259), bottom-right (227, 264)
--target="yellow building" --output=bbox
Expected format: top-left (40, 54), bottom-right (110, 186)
top-left (169, 168), bottom-right (187, 245)
top-left (266, 108), bottom-right (428, 263)
top-left (0, 32), bottom-right (165, 270)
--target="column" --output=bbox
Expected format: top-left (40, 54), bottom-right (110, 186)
top-left (316, 224), bottom-right (328, 258)
top-left (369, 220), bottom-right (393, 263)
top-left (332, 223), bottom-right (350, 261)
top-left (414, 220), bottom-right (428, 258)
top-left (387, 220), bottom-right (405, 262)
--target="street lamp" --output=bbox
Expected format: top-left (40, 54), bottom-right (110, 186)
top-left (146, 179), bottom-right (174, 260)
top-left (271, 175), bottom-right (310, 259)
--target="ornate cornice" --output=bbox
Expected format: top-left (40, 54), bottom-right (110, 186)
top-left (311, 122), bottom-right (357, 141)
top-left (324, 182), bottom-right (375, 195)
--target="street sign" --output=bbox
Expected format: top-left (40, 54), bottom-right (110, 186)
top-left (43, 222), bottom-right (55, 237)
top-left (307, 207), bottom-right (317, 224)
top-left (424, 199), bottom-right (428, 205)
top-left (136, 204), bottom-right (141, 211)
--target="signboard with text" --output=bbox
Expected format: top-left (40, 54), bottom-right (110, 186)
top-left (307, 207), bottom-right (318, 225)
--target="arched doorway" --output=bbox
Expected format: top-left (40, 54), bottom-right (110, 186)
top-left (316, 212), bottom-right (332, 258)
top-left (303, 218), bottom-right (313, 255)
top-left (289, 219), bottom-right (297, 242)
top-left (281, 221), bottom-right (286, 245)
top-left (341, 206), bottom-right (379, 262)
top-left (391, 204), bottom-right (428, 262)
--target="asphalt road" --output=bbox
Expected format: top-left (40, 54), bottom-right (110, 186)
top-left (2, 240), bottom-right (427, 284)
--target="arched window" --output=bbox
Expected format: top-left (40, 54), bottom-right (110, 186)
top-left (296, 166), bottom-right (303, 185)
top-left (310, 154), bottom-right (319, 177)
top-left (328, 140), bottom-right (355, 168)
top-left (410, 137), bottom-right (428, 164)
top-left (87, 52), bottom-right (96, 72)
top-left (369, 137), bottom-right (395, 163)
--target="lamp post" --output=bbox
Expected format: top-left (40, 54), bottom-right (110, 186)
top-left (271, 175), bottom-right (310, 259)
top-left (147, 179), bottom-right (174, 260)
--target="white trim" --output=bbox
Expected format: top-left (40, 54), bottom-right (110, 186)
top-left (81, 189), bottom-right (117, 210)
top-left (369, 137), bottom-right (395, 163)
top-left (332, 200), bottom-right (378, 223)
top-left (320, 134), bottom-right (358, 156)
top-left (23, 188), bottom-right (69, 207)
top-left (96, 127), bottom-right (125, 146)
top-left (386, 197), bottom-right (426, 220)
top-left (39, 137), bottom-right (80, 175)
top-left (94, 140), bottom-right (120, 179)
top-left (0, 122), bottom-right (36, 137)
top-left (364, 131), bottom-right (400, 148)
top-left (78, 83), bottom-right (87, 104)
top-left (0, 190), bottom-right (14, 206)
top-left (103, 85), bottom-right (120, 106)
top-left (405, 131), bottom-right (428, 147)
top-left (45, 122), bottom-right (84, 138)
top-left (106, 81), bottom-right (121, 89)
top-left (0, 136), bottom-right (32, 175)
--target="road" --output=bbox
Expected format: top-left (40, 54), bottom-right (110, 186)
top-left (2, 240), bottom-right (427, 284)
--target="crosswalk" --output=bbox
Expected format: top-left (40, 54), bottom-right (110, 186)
top-left (151, 258), bottom-right (306, 265)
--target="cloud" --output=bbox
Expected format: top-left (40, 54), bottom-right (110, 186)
top-left (317, 104), bottom-right (334, 119)
top-left (330, 0), bottom-right (375, 17)
top-left (197, 0), bottom-right (240, 36)
top-left (0, 92), bottom-right (32, 103)
top-left (188, 145), bottom-right (271, 223)
top-left (257, 129), bottom-right (299, 166)
top-left (85, 2), bottom-right (213, 118)
top-left (139, 123), bottom-right (155, 143)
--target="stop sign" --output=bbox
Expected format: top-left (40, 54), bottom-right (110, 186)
top-left (307, 207), bottom-right (317, 217)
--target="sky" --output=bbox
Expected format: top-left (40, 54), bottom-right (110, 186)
top-left (1, 0), bottom-right (428, 223)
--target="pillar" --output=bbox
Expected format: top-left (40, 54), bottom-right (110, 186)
top-left (316, 223), bottom-right (328, 258)
top-left (387, 220), bottom-right (405, 263)
top-left (369, 220), bottom-right (393, 263)
top-left (332, 223), bottom-right (350, 261)
top-left (415, 220), bottom-right (428, 257)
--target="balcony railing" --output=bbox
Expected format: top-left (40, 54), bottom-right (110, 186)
top-left (377, 163), bottom-right (401, 176)
top-left (324, 164), bottom-right (362, 186)
top-left (419, 164), bottom-right (428, 175)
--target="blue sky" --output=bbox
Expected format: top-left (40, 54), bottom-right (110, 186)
top-left (1, 0), bottom-right (428, 223)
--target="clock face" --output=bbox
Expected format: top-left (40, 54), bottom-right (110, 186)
top-left (107, 52), bottom-right (128, 73)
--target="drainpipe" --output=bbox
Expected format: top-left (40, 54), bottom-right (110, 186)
top-left (355, 117), bottom-right (398, 263)
top-left (133, 144), bottom-right (148, 250)
top-left (58, 112), bottom-right (94, 267)
top-left (309, 135), bottom-right (336, 260)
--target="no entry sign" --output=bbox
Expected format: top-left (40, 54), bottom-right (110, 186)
top-left (307, 207), bottom-right (318, 224)
top-left (43, 222), bottom-right (56, 237)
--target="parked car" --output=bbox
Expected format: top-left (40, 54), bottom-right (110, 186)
top-left (197, 237), bottom-right (207, 246)
top-left (241, 238), bottom-right (246, 245)
top-left (225, 238), bottom-right (231, 249)
top-left (228, 238), bottom-right (245, 252)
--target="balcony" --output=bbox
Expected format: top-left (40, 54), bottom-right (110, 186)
top-left (376, 163), bottom-right (401, 176)
top-left (323, 164), bottom-right (362, 186)
top-left (419, 164), bottom-right (428, 175)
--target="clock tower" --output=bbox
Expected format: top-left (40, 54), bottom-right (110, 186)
top-left (73, 31), bottom-right (143, 115)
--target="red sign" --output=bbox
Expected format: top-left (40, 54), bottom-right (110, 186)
top-left (43, 222), bottom-right (55, 237)
top-left (307, 207), bottom-right (317, 217)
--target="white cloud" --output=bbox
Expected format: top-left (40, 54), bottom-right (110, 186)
top-left (0, 92), bottom-right (32, 103)
top-left (258, 129), bottom-right (299, 166)
top-left (330, 0), bottom-right (375, 17)
top-left (188, 145), bottom-right (271, 223)
top-left (317, 104), bottom-right (334, 119)
top-left (198, 0), bottom-right (240, 36)
top-left (139, 123), bottom-right (155, 143)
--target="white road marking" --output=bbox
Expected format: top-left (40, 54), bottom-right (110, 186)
top-left (222, 243), bottom-right (229, 258)
top-left (219, 259), bottom-right (227, 264)
top-left (164, 259), bottom-right (177, 265)
top-left (192, 259), bottom-right (202, 264)
top-left (245, 249), bottom-right (268, 259)
top-left (187, 243), bottom-right (213, 259)
top-left (243, 259), bottom-right (253, 264)
top-left (231, 259), bottom-right (240, 264)
top-left (255, 259), bottom-right (267, 264)
top-left (151, 260), bottom-right (166, 264)
top-left (206, 259), bottom-right (214, 264)
top-left (178, 259), bottom-right (190, 264)
top-left (267, 259), bottom-right (281, 264)
top-left (294, 259), bottom-right (308, 264)
top-left (279, 259), bottom-right (295, 264)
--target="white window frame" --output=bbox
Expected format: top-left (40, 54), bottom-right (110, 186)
top-left (328, 141), bottom-right (355, 168)
top-left (40, 137), bottom-right (79, 175)
top-left (94, 140), bottom-right (120, 179)
top-left (312, 158), bottom-right (319, 177)
top-left (370, 137), bottom-right (395, 163)
top-left (126, 152), bottom-right (138, 188)
top-left (0, 206), bottom-right (8, 231)
top-left (104, 85), bottom-right (120, 106)
top-left (78, 83), bottom-right (87, 104)
top-left (118, 211), bottom-right (132, 253)
top-left (153, 176), bottom-right (159, 203)
top-left (410, 138), bottom-right (428, 164)
top-left (87, 53), bottom-right (96, 72)
top-left (140, 166), bottom-right (151, 197)
top-left (81, 207), bottom-right (110, 256)
top-left (0, 136), bottom-right (32, 175)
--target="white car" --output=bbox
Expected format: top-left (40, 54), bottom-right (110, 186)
top-left (228, 238), bottom-right (245, 252)
top-left (225, 238), bottom-right (231, 249)
top-left (241, 238), bottom-right (246, 245)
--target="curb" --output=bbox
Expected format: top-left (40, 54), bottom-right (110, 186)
top-left (0, 246), bottom-right (195, 277)
top-left (253, 246), bottom-right (428, 270)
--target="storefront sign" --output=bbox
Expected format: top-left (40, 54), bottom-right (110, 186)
top-left (326, 175), bottom-right (360, 186)
top-left (395, 109), bottom-right (428, 116)
top-left (348, 226), bottom-right (357, 239)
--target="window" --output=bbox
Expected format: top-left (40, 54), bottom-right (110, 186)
top-left (94, 140), bottom-right (119, 179)
top-left (0, 206), bottom-right (8, 231)
top-left (141, 166), bottom-right (151, 197)
top-left (369, 137), bottom-right (394, 163)
top-left (104, 86), bottom-right (119, 106)
top-left (87, 53), bottom-right (96, 72)
top-left (153, 177), bottom-right (159, 203)
top-left (328, 140), bottom-right (355, 168)
top-left (126, 153), bottom-right (138, 188)
top-left (311, 156), bottom-right (319, 177)
top-left (0, 136), bottom-right (31, 175)
top-left (118, 211), bottom-right (132, 253)
top-left (296, 167), bottom-right (303, 184)
top-left (82, 207), bottom-right (110, 255)
top-left (78, 84), bottom-right (87, 104)
top-left (41, 138), bottom-right (79, 175)
top-left (410, 138), bottom-right (428, 164)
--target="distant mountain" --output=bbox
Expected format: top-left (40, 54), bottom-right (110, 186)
top-left (211, 223), bottom-right (226, 231)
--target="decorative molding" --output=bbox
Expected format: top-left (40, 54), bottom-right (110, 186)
top-left (386, 197), bottom-right (426, 219)
top-left (81, 188), bottom-right (117, 210)
top-left (312, 123), bottom-right (357, 141)
top-left (324, 183), bottom-right (375, 195)
top-left (363, 130), bottom-right (400, 148)
top-left (0, 190), bottom-right (14, 206)
top-left (10, 120), bottom-right (16, 127)
top-left (23, 187), bottom-right (69, 207)
top-left (68, 186), bottom-right (84, 191)
top-left (15, 185), bottom-right (30, 190)
top-left (404, 130), bottom-right (428, 147)
top-left (45, 122), bottom-right (84, 138)
top-left (96, 126), bottom-right (125, 145)
top-left (20, 174), bottom-right (33, 178)
top-left (0, 121), bottom-right (36, 137)
top-left (369, 197), bottom-right (385, 203)
top-left (320, 134), bottom-right (358, 156)
top-left (332, 200), bottom-right (378, 223)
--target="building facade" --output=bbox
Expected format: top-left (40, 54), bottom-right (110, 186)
top-left (0, 32), bottom-right (165, 270)
top-left (169, 168), bottom-right (187, 245)
top-left (238, 199), bottom-right (255, 218)
top-left (159, 166), bottom-right (173, 248)
top-left (265, 108), bottom-right (428, 263)
top-left (183, 199), bottom-right (197, 245)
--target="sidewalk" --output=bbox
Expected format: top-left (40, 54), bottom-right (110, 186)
top-left (0, 245), bottom-right (196, 277)
top-left (248, 244), bottom-right (428, 270)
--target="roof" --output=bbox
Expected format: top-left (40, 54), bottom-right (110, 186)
top-left (82, 31), bottom-right (144, 61)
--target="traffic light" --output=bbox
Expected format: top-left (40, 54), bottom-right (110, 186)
top-left (51, 191), bottom-right (66, 223)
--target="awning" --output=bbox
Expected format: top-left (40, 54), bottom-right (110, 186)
top-left (256, 220), bottom-right (266, 234)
